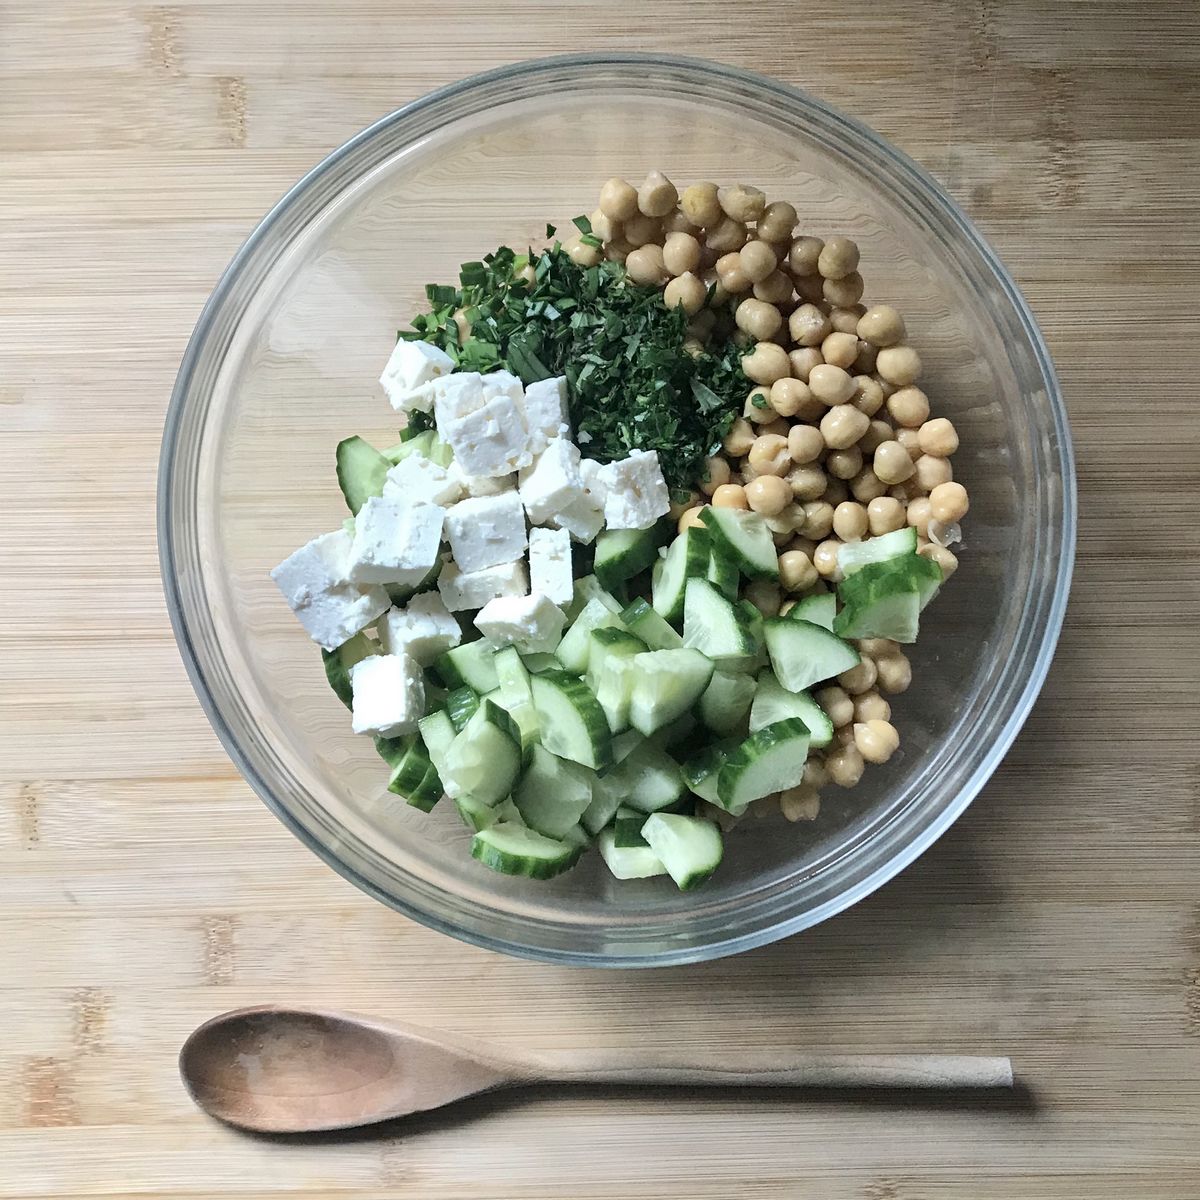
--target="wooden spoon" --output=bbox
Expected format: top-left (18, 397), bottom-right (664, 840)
top-left (180, 1005), bottom-right (1014, 1134)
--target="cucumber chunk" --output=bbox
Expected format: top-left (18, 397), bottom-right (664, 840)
top-left (603, 735), bottom-right (687, 813)
top-left (580, 774), bottom-right (622, 836)
top-left (492, 645), bottom-right (540, 760)
top-left (444, 685), bottom-right (481, 732)
top-left (834, 554), bottom-right (943, 643)
top-left (529, 671), bottom-right (613, 771)
top-left (321, 632), bottom-right (375, 708)
top-left (786, 591), bottom-right (835, 632)
top-left (555, 597), bottom-right (627, 674)
top-left (594, 523), bottom-right (668, 591)
top-left (683, 578), bottom-right (759, 664)
top-left (514, 745), bottom-right (596, 839)
top-left (597, 828), bottom-right (668, 880)
top-left (416, 709), bottom-right (457, 793)
top-left (717, 718), bottom-right (812, 811)
top-left (335, 435), bottom-right (391, 515)
top-left (749, 673), bottom-right (834, 747)
top-left (612, 805), bottom-right (650, 847)
top-left (640, 813), bottom-right (723, 890)
top-left (620, 598), bottom-right (685, 650)
top-left (706, 544), bottom-right (740, 600)
top-left (442, 700), bottom-right (521, 806)
top-left (586, 626), bottom-right (649, 733)
top-left (763, 618), bottom-right (860, 693)
top-left (435, 640), bottom-right (500, 693)
top-left (652, 527), bottom-right (711, 623)
top-left (699, 506), bottom-right (779, 580)
top-left (837, 527), bottom-right (919, 577)
top-left (382, 429), bottom-right (436, 464)
top-left (471, 823), bottom-right (583, 879)
top-left (628, 648), bottom-right (715, 737)
top-left (698, 670), bottom-right (757, 737)
top-left (564, 575), bottom-right (623, 622)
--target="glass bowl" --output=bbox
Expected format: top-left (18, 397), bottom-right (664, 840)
top-left (159, 54), bottom-right (1074, 966)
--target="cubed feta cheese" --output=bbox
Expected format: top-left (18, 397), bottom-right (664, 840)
top-left (518, 437), bottom-right (586, 524)
top-left (528, 527), bottom-right (573, 606)
top-left (550, 494), bottom-right (605, 544)
top-left (520, 376), bottom-right (570, 454)
top-left (378, 592), bottom-right (462, 665)
top-left (448, 461), bottom-right (516, 498)
top-left (433, 372), bottom-right (485, 440)
top-left (440, 393), bottom-right (532, 477)
top-left (350, 653), bottom-right (424, 737)
top-left (379, 340), bottom-right (454, 413)
top-left (475, 593), bottom-right (566, 654)
top-left (436, 555), bottom-right (528, 611)
top-left (271, 530), bottom-right (353, 605)
top-left (580, 458), bottom-right (609, 507)
top-left (383, 454), bottom-right (463, 507)
top-left (481, 370), bottom-right (525, 406)
top-left (597, 450), bottom-right (670, 530)
top-left (443, 491), bottom-right (527, 574)
top-left (349, 496), bottom-right (444, 585)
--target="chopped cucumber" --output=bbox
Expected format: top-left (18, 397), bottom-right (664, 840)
top-left (382, 429), bottom-right (436, 465)
top-left (580, 774), bottom-right (622, 835)
top-left (444, 685), bottom-right (481, 732)
top-left (435, 640), bottom-right (500, 693)
top-left (335, 435), bottom-right (391, 515)
top-left (763, 617), bottom-right (860, 693)
top-left (520, 651), bottom-right (561, 674)
top-left (555, 596), bottom-right (627, 674)
top-left (597, 828), bottom-right (668, 880)
top-left (529, 671), bottom-right (613, 770)
top-left (683, 578), bottom-right (759, 664)
top-left (649, 710), bottom-right (698, 751)
top-left (699, 506), bottom-right (779, 580)
top-left (652, 527), bottom-right (711, 623)
top-left (471, 822), bottom-right (583, 879)
top-left (594, 522), bottom-right (668, 592)
top-left (442, 700), bottom-right (521, 806)
top-left (564, 575), bottom-right (623, 622)
top-left (706, 544), bottom-right (740, 599)
top-left (787, 591), bottom-right (836, 632)
top-left (698, 670), bottom-right (757, 737)
top-left (749, 673), bottom-right (834, 747)
top-left (620, 598), bottom-right (685, 650)
top-left (834, 554), bottom-right (943, 643)
top-left (375, 735), bottom-right (441, 811)
top-left (612, 805), bottom-right (650, 847)
top-left (514, 745), bottom-right (596, 839)
top-left (493, 646), bottom-right (540, 759)
top-left (416, 709), bottom-right (457, 794)
top-left (604, 735), bottom-right (687, 813)
top-left (837, 527), bottom-right (919, 577)
top-left (628, 648), bottom-right (714, 737)
top-left (717, 718), bottom-right (811, 810)
top-left (321, 632), bottom-right (375, 708)
top-left (455, 793), bottom-right (502, 832)
top-left (586, 626), bottom-right (649, 733)
top-left (641, 813), bottom-right (723, 890)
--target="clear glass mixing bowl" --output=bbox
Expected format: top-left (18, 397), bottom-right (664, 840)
top-left (159, 54), bottom-right (1075, 966)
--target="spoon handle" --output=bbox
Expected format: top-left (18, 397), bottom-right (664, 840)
top-left (527, 1052), bottom-right (1013, 1090)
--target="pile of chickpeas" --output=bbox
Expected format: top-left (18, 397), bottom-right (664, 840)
top-left (568, 171), bottom-right (970, 825)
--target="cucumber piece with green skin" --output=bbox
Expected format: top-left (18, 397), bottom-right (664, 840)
top-left (749, 673), bottom-right (834, 747)
top-left (514, 745), bottom-right (596, 839)
top-left (586, 626), bottom-right (649, 733)
top-left (375, 736), bottom-right (442, 811)
top-left (444, 685), bottom-right (481, 732)
top-left (396, 761), bottom-right (443, 811)
top-left (416, 709), bottom-right (457, 793)
top-left (787, 591), bottom-right (836, 632)
top-left (564, 575), bottom-right (623, 622)
top-left (837, 527), bottom-right (919, 577)
top-left (619, 598), bottom-right (685, 650)
top-left (628, 648), bottom-right (715, 738)
top-left (470, 822), bottom-right (583, 880)
top-left (763, 618), bottom-right (860, 693)
top-left (834, 554), bottom-right (944, 642)
top-left (698, 670), bottom-right (758, 737)
top-left (321, 632), bottom-right (376, 708)
top-left (706, 544), bottom-right (740, 600)
top-left (456, 794), bottom-right (521, 832)
top-left (683, 578), bottom-right (759, 664)
top-left (529, 671), bottom-right (613, 771)
top-left (382, 429), bottom-right (436, 465)
top-left (484, 688), bottom-right (538, 766)
top-left (717, 718), bottom-right (811, 810)
top-left (699, 506), bottom-right (779, 580)
top-left (604, 735), bottom-right (687, 814)
top-left (336, 435), bottom-right (392, 515)
top-left (640, 813), bottom-right (723, 890)
top-left (520, 651), bottom-right (561, 674)
top-left (652, 527), bottom-right (711, 623)
top-left (594, 522), bottom-right (668, 592)
top-left (580, 774), bottom-right (622, 836)
top-left (649, 711), bottom-right (698, 752)
top-left (597, 828), bottom-right (668, 880)
top-left (435, 639), bottom-right (500, 693)
top-left (442, 700), bottom-right (522, 806)
top-left (681, 740), bottom-right (740, 806)
top-left (612, 805), bottom-right (649, 847)
top-left (555, 597), bottom-right (627, 674)
top-left (492, 646), bottom-right (540, 761)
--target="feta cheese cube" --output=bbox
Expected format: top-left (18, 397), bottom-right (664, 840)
top-left (448, 460), bottom-right (516, 497)
top-left (437, 555), bottom-right (528, 611)
top-left (443, 491), bottom-right (527, 574)
top-left (379, 340), bottom-right (454, 413)
top-left (518, 437), bottom-right (586, 524)
top-left (580, 458), bottom-right (609, 507)
top-left (350, 653), bottom-right (424, 737)
top-left (383, 454), bottom-right (463, 507)
top-left (597, 450), bottom-right (670, 530)
top-left (271, 530), bottom-right (353, 604)
top-left (433, 372), bottom-right (485, 440)
top-left (528, 527), bottom-right (573, 606)
top-left (481, 370), bottom-right (525, 406)
top-left (378, 592), bottom-right (462, 665)
top-left (475, 593), bottom-right (566, 654)
top-left (349, 495), bottom-right (444, 585)
top-left (520, 376), bottom-right (570, 454)
top-left (440, 393), bottom-right (532, 477)
top-left (550, 494), bottom-right (605, 544)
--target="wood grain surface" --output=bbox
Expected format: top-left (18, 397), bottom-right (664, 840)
top-left (2, 1), bottom-right (1199, 1196)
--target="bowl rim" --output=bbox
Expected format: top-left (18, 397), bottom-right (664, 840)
top-left (158, 52), bottom-right (1076, 966)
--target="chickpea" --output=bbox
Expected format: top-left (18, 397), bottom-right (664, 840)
top-left (771, 526), bottom-right (793, 548)
top-left (886, 386), bottom-right (930, 429)
top-left (719, 183), bottom-right (766, 222)
top-left (828, 306), bottom-right (861, 335)
top-left (637, 169), bottom-right (678, 217)
top-left (813, 538), bottom-right (842, 580)
top-left (735, 298), bottom-right (784, 341)
top-left (788, 346), bottom-right (823, 382)
top-left (707, 215), bottom-right (748, 254)
top-left (832, 500), bottom-right (869, 542)
top-left (867, 496), bottom-right (906, 535)
top-left (853, 690), bottom-right (891, 723)
top-left (853, 339), bottom-right (879, 375)
top-left (820, 403), bottom-right (871, 450)
top-left (588, 208), bottom-right (620, 243)
top-left (744, 579), bottom-right (781, 618)
top-left (788, 235), bottom-right (824, 275)
top-left (873, 440), bottom-right (916, 485)
top-left (765, 502), bottom-right (805, 534)
top-left (823, 271), bottom-right (864, 308)
top-left (788, 303), bottom-right (831, 347)
top-left (857, 637), bottom-right (899, 658)
top-left (680, 182), bottom-right (723, 227)
top-left (565, 235), bottom-right (602, 268)
top-left (919, 417), bottom-right (960, 457)
top-left (599, 177), bottom-right (639, 222)
top-left (826, 744), bottom-right (866, 787)
top-left (875, 345), bottom-right (922, 386)
top-left (859, 418), bottom-right (895, 454)
top-left (778, 548), bottom-right (819, 592)
top-left (929, 481), bottom-right (969, 523)
top-left (803, 757), bottom-right (830, 790)
top-left (662, 271), bottom-right (706, 315)
top-left (764, 378), bottom-right (806, 420)
top-left (826, 445), bottom-right (864, 482)
top-left (742, 341), bottom-right (791, 385)
top-left (757, 200), bottom-right (798, 242)
top-left (854, 719), bottom-right (900, 764)
top-left (724, 417), bottom-right (756, 457)
top-left (699, 456), bottom-right (731, 496)
top-left (920, 542), bottom-right (959, 578)
top-left (856, 304), bottom-right (906, 347)
top-left (668, 489), bottom-right (701, 521)
top-left (793, 272), bottom-right (825, 305)
top-left (779, 784), bottom-right (820, 822)
top-left (823, 477), bottom-right (849, 505)
top-left (662, 231), bottom-right (702, 276)
top-left (850, 375), bottom-right (885, 417)
top-left (744, 385), bottom-right (775, 425)
top-left (787, 535), bottom-right (817, 559)
top-left (737, 240), bottom-right (777, 283)
top-left (821, 331), bottom-right (860, 369)
top-left (812, 685), bottom-right (853, 729)
top-left (894, 429), bottom-right (921, 462)
top-left (677, 505), bottom-right (706, 533)
top-left (603, 237), bottom-right (634, 263)
top-left (817, 236), bottom-right (860, 280)
top-left (787, 463), bottom-right (827, 501)
top-left (838, 657), bottom-right (879, 697)
top-left (625, 244), bottom-right (668, 286)
top-left (874, 373), bottom-right (898, 399)
top-left (760, 416), bottom-right (790, 439)
top-left (753, 270), bottom-right (794, 304)
top-left (715, 252), bottom-right (752, 294)
top-left (623, 212), bottom-right (662, 247)
top-left (906, 496), bottom-right (932, 537)
top-left (745, 474), bottom-right (792, 517)
top-left (681, 336), bottom-right (704, 358)
top-left (451, 308), bottom-right (472, 341)
top-left (809, 364), bottom-right (857, 407)
top-left (914, 453), bottom-right (953, 492)
top-left (849, 468), bottom-right (887, 503)
top-left (788, 424), bottom-right (825, 464)
top-left (799, 500), bottom-right (835, 540)
top-left (661, 209), bottom-right (698, 236)
top-left (746, 434), bottom-right (790, 477)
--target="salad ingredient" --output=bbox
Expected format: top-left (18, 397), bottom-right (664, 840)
top-left (378, 593), bottom-right (461, 665)
top-left (640, 813), bottom-right (723, 890)
top-left (527, 527), bottom-right (573, 606)
top-left (442, 492), bottom-right (527, 574)
top-left (475, 593), bottom-right (566, 655)
top-left (470, 822), bottom-right (583, 880)
top-left (349, 653), bottom-right (424, 738)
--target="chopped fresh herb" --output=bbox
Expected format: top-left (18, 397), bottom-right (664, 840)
top-left (751, 394), bottom-right (768, 409)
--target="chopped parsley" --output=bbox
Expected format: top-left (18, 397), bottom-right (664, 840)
top-left (398, 236), bottom-right (747, 491)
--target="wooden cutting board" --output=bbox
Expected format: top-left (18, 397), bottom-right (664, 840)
top-left (2, 2), bottom-right (1198, 1196)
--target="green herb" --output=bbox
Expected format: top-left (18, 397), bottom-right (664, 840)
top-left (398, 229), bottom-right (747, 490)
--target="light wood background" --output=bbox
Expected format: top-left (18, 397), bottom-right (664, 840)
top-left (3, 2), bottom-right (1199, 1196)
